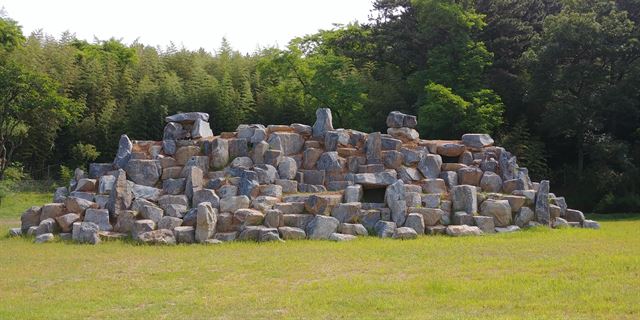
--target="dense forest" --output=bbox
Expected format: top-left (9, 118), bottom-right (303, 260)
top-left (1, 0), bottom-right (639, 212)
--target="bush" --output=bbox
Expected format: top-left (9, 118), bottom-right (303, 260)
top-left (594, 193), bottom-right (640, 214)
top-left (59, 165), bottom-right (73, 183)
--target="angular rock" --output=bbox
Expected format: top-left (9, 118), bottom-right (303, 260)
top-left (306, 215), bottom-right (340, 240)
top-left (374, 220), bottom-right (396, 238)
top-left (480, 199), bottom-right (512, 227)
top-left (461, 134), bottom-right (494, 149)
top-left (583, 220), bottom-right (600, 229)
top-left (55, 213), bottom-right (80, 233)
top-left (35, 233), bottom-right (55, 243)
top-left (473, 216), bottom-right (495, 234)
top-left (437, 143), bottom-right (466, 157)
top-left (552, 217), bottom-right (569, 229)
top-left (158, 216), bottom-right (183, 231)
top-left (278, 157), bottom-right (298, 180)
top-left (385, 180), bottom-right (407, 226)
top-left (138, 229), bottom-right (176, 245)
top-left (196, 202), bottom-right (217, 243)
top-left (565, 209), bottom-right (585, 223)
top-left (418, 154), bottom-right (442, 179)
top-left (393, 227), bottom-right (418, 239)
top-left (113, 134), bottom-right (133, 169)
top-left (480, 172), bottom-right (502, 193)
top-left (173, 226), bottom-right (195, 244)
top-left (165, 112), bottom-right (209, 123)
top-left (269, 132), bottom-right (304, 156)
top-left (36, 218), bottom-right (60, 236)
top-left (331, 202), bottom-right (362, 223)
top-left (191, 118), bottom-right (213, 139)
top-left (84, 208), bottom-right (112, 231)
top-left (132, 184), bottom-right (163, 202)
top-left (404, 213), bottom-right (425, 235)
top-left (114, 210), bottom-right (138, 234)
top-left (338, 223), bottom-right (368, 236)
top-left (354, 171), bottom-right (397, 187)
top-left (535, 180), bottom-right (551, 226)
top-left (446, 225), bottom-right (482, 236)
top-left (514, 207), bottom-right (535, 228)
top-left (192, 189), bottom-right (220, 208)
top-left (220, 195), bottom-right (251, 213)
top-left (235, 208), bottom-right (265, 225)
top-left (72, 222), bottom-right (101, 244)
top-left (209, 138), bottom-right (230, 169)
top-left (387, 127), bottom-right (419, 142)
top-left (451, 185), bottom-right (478, 215)
top-left (312, 108), bottom-right (334, 138)
top-left (495, 225), bottom-right (521, 233)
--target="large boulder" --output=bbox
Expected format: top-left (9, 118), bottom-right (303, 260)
top-left (195, 202), bottom-right (217, 243)
top-left (191, 118), bottom-right (213, 139)
top-left (125, 159), bottom-right (161, 187)
top-left (165, 112), bottom-right (209, 123)
top-left (451, 185), bottom-right (477, 215)
top-left (209, 138), bottom-right (230, 169)
top-left (84, 209), bottom-right (112, 231)
top-left (404, 213), bottom-right (425, 235)
top-left (278, 157), bottom-right (298, 180)
top-left (480, 172), bottom-right (502, 193)
top-left (480, 200), bottom-right (512, 227)
top-left (312, 108), bottom-right (334, 138)
top-left (418, 154), bottom-right (442, 179)
top-left (20, 206), bottom-right (41, 233)
top-left (387, 127), bottom-right (419, 142)
top-left (374, 221), bottom-right (396, 238)
top-left (386, 111), bottom-right (417, 128)
top-left (306, 215), bottom-right (340, 240)
top-left (268, 132), bottom-right (304, 156)
top-left (461, 134), bottom-right (494, 149)
top-left (365, 132), bottom-right (382, 163)
top-left (72, 222), bottom-right (101, 245)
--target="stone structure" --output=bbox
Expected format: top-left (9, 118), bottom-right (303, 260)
top-left (12, 109), bottom-right (599, 244)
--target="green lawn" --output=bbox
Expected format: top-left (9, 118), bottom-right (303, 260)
top-left (1, 193), bottom-right (639, 319)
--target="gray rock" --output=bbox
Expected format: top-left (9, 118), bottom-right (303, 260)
top-left (329, 233), bottom-right (357, 241)
top-left (552, 217), bottom-right (569, 229)
top-left (40, 203), bottom-right (67, 221)
top-left (125, 159), bottom-right (161, 187)
top-left (386, 111), bottom-right (417, 128)
top-left (324, 130), bottom-right (350, 151)
top-left (163, 122), bottom-right (187, 140)
top-left (231, 156), bottom-right (253, 169)
top-left (75, 178), bottom-right (97, 192)
top-left (162, 139), bottom-right (177, 156)
top-left (173, 226), bottom-right (195, 244)
top-left (89, 163), bottom-right (114, 179)
top-left (583, 220), bottom-right (600, 229)
top-left (138, 229), bottom-right (176, 245)
top-left (259, 228), bottom-right (282, 242)
top-left (344, 185), bottom-right (363, 203)
top-left (354, 171), bottom-right (397, 187)
top-left (457, 167), bottom-right (483, 186)
top-left (269, 132), bottom-right (304, 156)
top-left (312, 108), bottom-right (334, 138)
top-left (338, 223), bottom-right (368, 236)
top-left (36, 218), bottom-right (59, 236)
top-left (278, 226), bottom-right (306, 240)
top-left (64, 197), bottom-right (98, 215)
top-left (393, 227), bottom-right (418, 239)
top-left (140, 205), bottom-right (164, 223)
top-left (192, 189), bottom-right (220, 208)
top-left (260, 184), bottom-right (283, 198)
top-left (404, 213), bottom-right (425, 235)
top-left (191, 119), bottom-right (213, 139)
top-left (374, 220), bottom-right (397, 238)
top-left (535, 180), bottom-right (551, 226)
top-left (387, 127), bottom-right (419, 142)
top-left (306, 215), bottom-right (340, 240)
top-left (113, 134), bottom-right (132, 169)
top-left (452, 212), bottom-right (475, 226)
top-left (451, 185), bottom-right (478, 215)
top-left (381, 136), bottom-right (402, 151)
top-left (446, 225), bottom-right (482, 236)
top-left (566, 209), bottom-right (585, 223)
top-left (53, 187), bottom-right (68, 203)
top-left (72, 222), bottom-right (101, 244)
top-left (219, 195), bottom-right (251, 213)
top-left (365, 132), bottom-right (382, 163)
top-left (209, 139), bottom-right (229, 169)
top-left (291, 123), bottom-right (312, 135)
top-left (480, 199), bottom-right (512, 227)
top-left (515, 207), bottom-right (535, 228)
top-left (418, 154), bottom-right (442, 179)
top-left (254, 165), bottom-right (278, 185)
top-left (214, 232), bottom-right (238, 242)
top-left (228, 138), bottom-right (249, 158)
top-left (9, 228), bottom-right (22, 237)
top-left (278, 157), bottom-right (298, 180)
top-left (461, 134), bottom-right (494, 149)
top-left (385, 180), bottom-right (407, 226)
top-left (473, 216), bottom-right (495, 233)
top-left (495, 225), bottom-right (521, 233)
top-left (480, 172), bottom-right (502, 193)
top-left (165, 112), bottom-right (209, 123)
top-left (98, 175), bottom-right (115, 194)
top-left (35, 233), bottom-right (55, 243)
top-left (185, 166), bottom-right (204, 200)
top-left (84, 209), bottom-right (112, 231)
top-left (158, 216), bottom-right (183, 231)
top-left (264, 209), bottom-right (284, 228)
top-left (114, 210), bottom-right (138, 234)
top-left (218, 185), bottom-right (238, 198)
top-left (331, 202), bottom-right (362, 223)
top-left (55, 213), bottom-right (80, 233)
top-left (317, 152), bottom-right (345, 171)
top-left (196, 202), bottom-right (217, 243)
top-left (163, 178), bottom-right (185, 195)
top-left (132, 184), bottom-right (163, 201)
top-left (303, 148), bottom-right (323, 169)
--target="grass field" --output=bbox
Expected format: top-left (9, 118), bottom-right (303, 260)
top-left (1, 192), bottom-right (639, 319)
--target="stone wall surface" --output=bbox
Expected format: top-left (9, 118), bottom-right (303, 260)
top-left (11, 109), bottom-right (600, 244)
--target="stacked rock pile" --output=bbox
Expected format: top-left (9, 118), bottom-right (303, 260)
top-left (10, 108), bottom-right (599, 245)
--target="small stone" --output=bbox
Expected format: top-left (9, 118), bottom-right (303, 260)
top-left (461, 134), bottom-right (494, 149)
top-left (329, 233), bottom-right (357, 242)
top-left (306, 215), bottom-right (340, 240)
top-left (583, 220), bottom-right (600, 229)
top-left (451, 185), bottom-right (478, 215)
top-left (404, 213), bottom-right (425, 235)
top-left (84, 209), bottom-right (112, 231)
top-left (566, 209), bottom-right (586, 223)
top-left (473, 216), bottom-right (495, 233)
top-left (480, 199), bottom-right (512, 227)
top-left (173, 226), bottom-right (196, 244)
top-left (158, 216), bottom-right (183, 231)
top-left (278, 226), bottom-right (306, 240)
top-left (34, 233), bottom-right (55, 243)
top-left (387, 127), bottom-right (419, 142)
top-left (495, 225), bottom-right (521, 233)
top-left (55, 213), bottom-right (80, 233)
top-left (312, 108), bottom-right (334, 138)
top-left (552, 217), bottom-right (569, 229)
top-left (72, 222), bottom-right (101, 244)
top-left (515, 207), bottom-right (535, 228)
top-left (446, 225), bottom-right (482, 236)
top-left (138, 229), bottom-right (176, 245)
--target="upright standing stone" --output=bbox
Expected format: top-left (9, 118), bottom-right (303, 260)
top-left (418, 154), bottom-right (442, 179)
top-left (209, 138), bottom-right (229, 169)
top-left (385, 180), bottom-right (407, 226)
top-left (312, 108), bottom-right (334, 138)
top-left (107, 169), bottom-right (133, 217)
top-left (113, 134), bottom-right (132, 169)
top-left (195, 202), bottom-right (217, 243)
top-left (535, 180), bottom-right (550, 226)
top-left (365, 132), bottom-right (382, 163)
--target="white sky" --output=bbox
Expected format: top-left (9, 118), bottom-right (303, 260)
top-left (1, 0), bottom-right (374, 54)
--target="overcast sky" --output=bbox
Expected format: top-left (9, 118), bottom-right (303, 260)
top-left (1, 0), bottom-right (374, 53)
